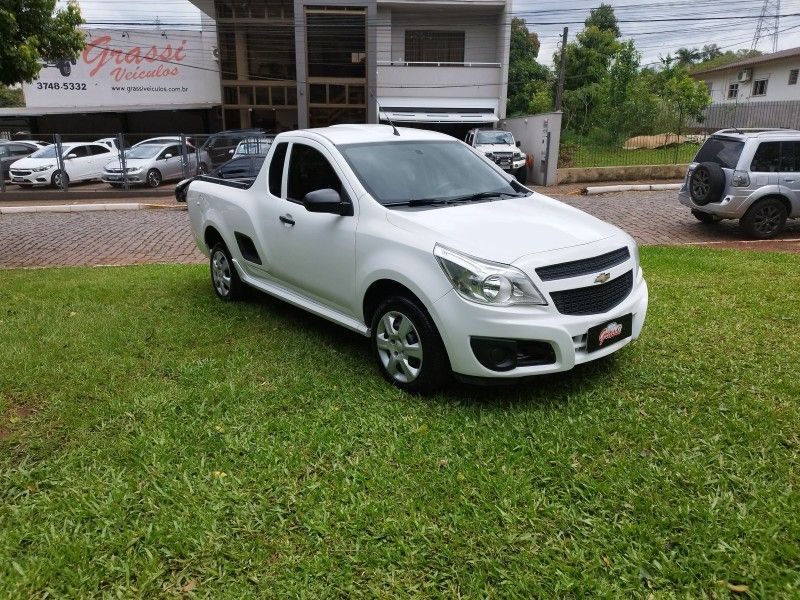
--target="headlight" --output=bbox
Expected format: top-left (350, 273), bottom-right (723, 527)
top-left (126, 167), bottom-right (142, 173)
top-left (484, 152), bottom-right (494, 159)
top-left (631, 241), bottom-right (641, 278)
top-left (31, 165), bottom-right (53, 172)
top-left (514, 152), bottom-right (523, 159)
top-left (434, 244), bottom-right (547, 306)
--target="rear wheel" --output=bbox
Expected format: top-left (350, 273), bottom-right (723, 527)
top-left (209, 242), bottom-right (245, 301)
top-left (370, 295), bottom-right (450, 394)
top-left (740, 198), bottom-right (787, 239)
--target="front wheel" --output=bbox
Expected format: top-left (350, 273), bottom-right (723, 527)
top-left (209, 242), bottom-right (245, 301)
top-left (370, 295), bottom-right (450, 394)
top-left (146, 169), bottom-right (162, 188)
top-left (51, 170), bottom-right (69, 188)
top-left (740, 198), bottom-right (787, 239)
top-left (514, 166), bottom-right (527, 183)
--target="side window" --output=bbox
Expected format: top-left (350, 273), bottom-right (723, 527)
top-left (287, 143), bottom-right (343, 203)
top-left (268, 142), bottom-right (288, 196)
top-left (10, 144), bottom-right (32, 155)
top-left (89, 144), bottom-right (111, 155)
top-left (160, 145), bottom-right (179, 159)
top-left (750, 142), bottom-right (781, 172)
top-left (68, 146), bottom-right (90, 158)
top-left (782, 142), bottom-right (800, 173)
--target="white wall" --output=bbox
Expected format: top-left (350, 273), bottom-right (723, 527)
top-left (498, 112), bottom-right (562, 186)
top-left (701, 56), bottom-right (800, 104)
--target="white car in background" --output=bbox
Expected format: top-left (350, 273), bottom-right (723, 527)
top-left (102, 142), bottom-right (207, 188)
top-left (9, 142), bottom-right (114, 187)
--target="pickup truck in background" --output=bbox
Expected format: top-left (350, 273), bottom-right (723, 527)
top-left (465, 128), bottom-right (528, 182)
top-left (185, 125), bottom-right (648, 393)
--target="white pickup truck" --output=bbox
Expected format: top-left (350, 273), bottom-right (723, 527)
top-left (186, 125), bottom-right (648, 393)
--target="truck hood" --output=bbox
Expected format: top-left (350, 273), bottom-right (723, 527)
top-left (475, 143), bottom-right (519, 154)
top-left (385, 193), bottom-right (621, 264)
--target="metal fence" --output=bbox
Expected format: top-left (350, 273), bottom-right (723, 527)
top-left (559, 100), bottom-right (800, 170)
top-left (0, 132), bottom-right (257, 195)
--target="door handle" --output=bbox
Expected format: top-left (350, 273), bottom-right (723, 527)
top-left (279, 214), bottom-right (295, 226)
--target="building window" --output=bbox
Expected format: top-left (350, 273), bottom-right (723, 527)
top-left (752, 79), bottom-right (768, 96)
top-left (727, 83), bottom-right (739, 99)
top-left (405, 30), bottom-right (465, 64)
top-left (790, 69), bottom-right (799, 85)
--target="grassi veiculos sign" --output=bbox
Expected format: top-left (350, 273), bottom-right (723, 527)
top-left (22, 28), bottom-right (221, 109)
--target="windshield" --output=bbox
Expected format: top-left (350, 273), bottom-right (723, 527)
top-left (125, 145), bottom-right (163, 159)
top-left (31, 145), bottom-right (66, 159)
top-left (476, 131), bottom-right (514, 145)
top-left (340, 140), bottom-right (522, 206)
top-left (693, 137), bottom-right (745, 169)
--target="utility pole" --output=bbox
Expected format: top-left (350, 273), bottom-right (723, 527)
top-left (555, 27), bottom-right (568, 112)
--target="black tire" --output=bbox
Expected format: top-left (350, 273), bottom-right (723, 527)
top-left (370, 295), bottom-right (451, 394)
top-left (740, 198), bottom-right (787, 239)
top-left (146, 169), bottom-right (162, 188)
top-left (691, 209), bottom-right (719, 224)
top-left (689, 162), bottom-right (726, 205)
top-left (109, 183), bottom-right (123, 188)
top-left (209, 242), bottom-right (245, 301)
top-left (51, 170), bottom-right (68, 188)
top-left (514, 166), bottom-right (527, 183)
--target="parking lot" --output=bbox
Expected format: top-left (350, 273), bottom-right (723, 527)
top-left (1, 190), bottom-right (799, 269)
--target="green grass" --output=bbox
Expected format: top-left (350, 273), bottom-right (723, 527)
top-left (562, 142), bottom-right (698, 168)
top-left (1, 248), bottom-right (799, 598)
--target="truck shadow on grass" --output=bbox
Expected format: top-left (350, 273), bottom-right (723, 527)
top-left (200, 279), bottom-right (626, 410)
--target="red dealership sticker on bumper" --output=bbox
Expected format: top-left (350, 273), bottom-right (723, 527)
top-left (598, 322), bottom-right (624, 346)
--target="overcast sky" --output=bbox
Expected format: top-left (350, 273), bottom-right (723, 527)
top-left (67, 0), bottom-right (800, 67)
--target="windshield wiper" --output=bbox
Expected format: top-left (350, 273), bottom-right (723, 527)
top-left (445, 191), bottom-right (527, 203)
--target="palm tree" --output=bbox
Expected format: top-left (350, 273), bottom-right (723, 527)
top-left (675, 47), bottom-right (702, 67)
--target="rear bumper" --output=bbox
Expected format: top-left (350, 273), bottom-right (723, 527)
top-left (678, 188), bottom-right (751, 219)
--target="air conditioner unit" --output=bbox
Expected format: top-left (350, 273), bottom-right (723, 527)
top-left (738, 68), bottom-right (752, 83)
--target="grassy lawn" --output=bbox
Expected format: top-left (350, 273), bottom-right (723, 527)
top-left (1, 247), bottom-right (799, 598)
top-left (562, 142), bottom-right (699, 168)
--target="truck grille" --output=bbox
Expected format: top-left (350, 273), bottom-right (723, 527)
top-left (536, 247), bottom-right (630, 281)
top-left (550, 270), bottom-right (633, 315)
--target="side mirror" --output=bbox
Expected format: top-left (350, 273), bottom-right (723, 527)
top-left (303, 188), bottom-right (353, 216)
top-left (515, 140), bottom-right (521, 147)
top-left (65, 153), bottom-right (77, 160)
top-left (163, 153), bottom-right (173, 159)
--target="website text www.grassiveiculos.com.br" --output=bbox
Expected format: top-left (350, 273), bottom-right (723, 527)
top-left (111, 85), bottom-right (189, 93)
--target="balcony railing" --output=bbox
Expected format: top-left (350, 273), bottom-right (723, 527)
top-left (377, 60), bottom-right (501, 68)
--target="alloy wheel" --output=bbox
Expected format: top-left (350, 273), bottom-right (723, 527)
top-left (753, 204), bottom-right (782, 237)
top-left (375, 311), bottom-right (423, 384)
top-left (691, 169), bottom-right (710, 199)
top-left (211, 250), bottom-right (232, 297)
top-left (147, 170), bottom-right (161, 187)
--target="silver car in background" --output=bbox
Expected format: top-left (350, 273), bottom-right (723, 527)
top-left (102, 142), bottom-right (208, 188)
top-left (678, 128), bottom-right (800, 238)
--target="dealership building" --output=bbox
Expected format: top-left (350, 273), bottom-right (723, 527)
top-left (0, 0), bottom-right (511, 139)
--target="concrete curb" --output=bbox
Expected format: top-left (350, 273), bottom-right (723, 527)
top-left (582, 183), bottom-right (682, 195)
top-left (0, 203), bottom-right (185, 214)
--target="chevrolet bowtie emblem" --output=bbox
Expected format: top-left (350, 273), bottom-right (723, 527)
top-left (594, 272), bottom-right (611, 284)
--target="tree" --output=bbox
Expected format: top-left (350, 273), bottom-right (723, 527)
top-left (506, 18), bottom-right (552, 116)
top-left (585, 3), bottom-right (620, 37)
top-left (560, 26), bottom-right (620, 92)
top-left (0, 86), bottom-right (24, 107)
top-left (691, 48), bottom-right (762, 72)
top-left (0, 0), bottom-right (84, 86)
top-left (675, 47), bottom-right (702, 68)
top-left (701, 44), bottom-right (723, 62)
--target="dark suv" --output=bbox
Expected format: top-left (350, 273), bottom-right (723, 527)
top-left (200, 129), bottom-right (266, 168)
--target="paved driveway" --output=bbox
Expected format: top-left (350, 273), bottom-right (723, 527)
top-left (1, 191), bottom-right (798, 269)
